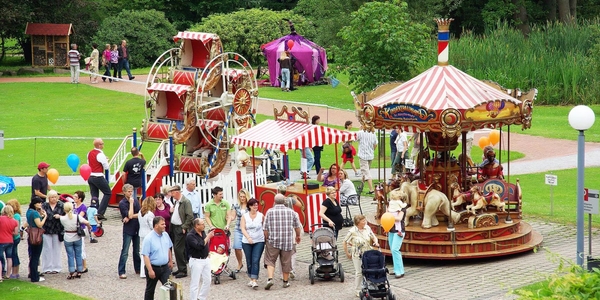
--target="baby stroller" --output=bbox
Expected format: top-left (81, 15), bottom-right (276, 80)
top-left (308, 224), bottom-right (344, 284)
top-left (359, 250), bottom-right (395, 300)
top-left (208, 228), bottom-right (236, 284)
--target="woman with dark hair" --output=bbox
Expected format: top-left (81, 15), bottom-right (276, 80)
top-left (154, 193), bottom-right (172, 234)
top-left (240, 198), bottom-right (264, 289)
top-left (72, 190), bottom-right (93, 275)
top-left (26, 197), bottom-right (47, 282)
top-left (311, 115), bottom-right (323, 174)
top-left (317, 163), bottom-right (340, 187)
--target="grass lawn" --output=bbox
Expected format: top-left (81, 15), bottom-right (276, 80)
top-left (0, 279), bottom-right (92, 300)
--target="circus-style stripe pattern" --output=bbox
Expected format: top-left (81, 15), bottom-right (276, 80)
top-left (367, 65), bottom-right (521, 111)
top-left (231, 120), bottom-right (356, 152)
top-left (173, 31), bottom-right (217, 44)
top-left (147, 83), bottom-right (190, 97)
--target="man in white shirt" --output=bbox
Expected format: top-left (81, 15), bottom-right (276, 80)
top-left (392, 128), bottom-right (409, 174)
top-left (356, 125), bottom-right (378, 194)
top-left (87, 138), bottom-right (111, 220)
top-left (183, 178), bottom-right (203, 219)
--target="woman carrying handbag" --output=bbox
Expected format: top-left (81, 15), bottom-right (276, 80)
top-left (60, 202), bottom-right (92, 280)
top-left (26, 197), bottom-right (47, 282)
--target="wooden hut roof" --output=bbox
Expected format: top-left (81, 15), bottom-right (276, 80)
top-left (25, 23), bottom-right (73, 36)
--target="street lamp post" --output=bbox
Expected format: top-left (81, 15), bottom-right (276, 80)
top-left (568, 105), bottom-right (596, 268)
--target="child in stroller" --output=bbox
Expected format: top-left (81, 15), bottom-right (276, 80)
top-left (308, 225), bottom-right (344, 284)
top-left (208, 228), bottom-right (236, 284)
top-left (359, 250), bottom-right (395, 300)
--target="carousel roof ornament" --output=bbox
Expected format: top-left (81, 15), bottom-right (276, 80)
top-left (353, 19), bottom-right (536, 138)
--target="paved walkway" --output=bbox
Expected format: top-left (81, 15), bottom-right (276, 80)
top-left (5, 75), bottom-right (600, 299)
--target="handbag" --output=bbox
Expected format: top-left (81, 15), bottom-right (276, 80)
top-left (27, 226), bottom-right (45, 245)
top-left (76, 216), bottom-right (86, 237)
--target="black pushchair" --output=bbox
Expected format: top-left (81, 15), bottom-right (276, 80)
top-left (359, 250), bottom-right (395, 300)
top-left (308, 224), bottom-right (344, 284)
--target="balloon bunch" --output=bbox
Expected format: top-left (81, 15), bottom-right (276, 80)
top-left (477, 130), bottom-right (500, 150)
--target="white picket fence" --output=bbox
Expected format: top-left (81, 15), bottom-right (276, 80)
top-left (161, 163), bottom-right (269, 206)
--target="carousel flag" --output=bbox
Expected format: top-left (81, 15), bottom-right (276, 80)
top-left (0, 175), bottom-right (16, 195)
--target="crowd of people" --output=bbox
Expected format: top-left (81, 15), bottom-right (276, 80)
top-left (68, 39), bottom-right (135, 85)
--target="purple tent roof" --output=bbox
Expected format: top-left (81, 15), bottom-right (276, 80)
top-left (261, 34), bottom-right (328, 87)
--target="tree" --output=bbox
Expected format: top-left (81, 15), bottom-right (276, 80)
top-left (189, 8), bottom-right (317, 66)
top-left (336, 0), bottom-right (429, 93)
top-left (93, 10), bottom-right (177, 68)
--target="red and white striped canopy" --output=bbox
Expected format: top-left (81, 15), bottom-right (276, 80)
top-left (173, 32), bottom-right (217, 44)
top-left (147, 83), bottom-right (190, 97)
top-left (196, 119), bottom-right (222, 132)
top-left (368, 65), bottom-right (521, 110)
top-left (231, 120), bottom-right (356, 152)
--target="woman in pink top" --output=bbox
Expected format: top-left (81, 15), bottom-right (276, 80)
top-left (0, 206), bottom-right (19, 282)
top-left (102, 44), bottom-right (112, 83)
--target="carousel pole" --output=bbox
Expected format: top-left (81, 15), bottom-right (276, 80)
top-left (505, 126), bottom-right (513, 223)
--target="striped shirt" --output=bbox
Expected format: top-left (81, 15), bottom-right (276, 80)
top-left (356, 130), bottom-right (378, 160)
top-left (68, 50), bottom-right (80, 66)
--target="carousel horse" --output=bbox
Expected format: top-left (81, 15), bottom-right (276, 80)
top-left (450, 182), bottom-right (472, 211)
top-left (373, 182), bottom-right (389, 220)
top-left (466, 186), bottom-right (504, 214)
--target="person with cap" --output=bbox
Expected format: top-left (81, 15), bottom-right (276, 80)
top-left (186, 218), bottom-right (214, 300)
top-left (87, 138), bottom-right (111, 220)
top-left (32, 162), bottom-right (50, 200)
top-left (141, 216), bottom-right (173, 300)
top-left (263, 193), bottom-right (302, 290)
top-left (387, 189), bottom-right (408, 279)
top-left (168, 185), bottom-right (194, 278)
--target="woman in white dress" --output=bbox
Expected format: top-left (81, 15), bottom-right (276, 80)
top-left (138, 196), bottom-right (156, 278)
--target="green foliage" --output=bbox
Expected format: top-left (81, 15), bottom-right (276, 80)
top-left (415, 20), bottom-right (600, 105)
top-left (189, 8), bottom-right (317, 66)
top-left (0, 279), bottom-right (92, 299)
top-left (514, 255), bottom-right (600, 299)
top-left (336, 0), bottom-right (430, 93)
top-left (93, 9), bottom-right (177, 68)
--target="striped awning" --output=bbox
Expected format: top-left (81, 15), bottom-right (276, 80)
top-left (368, 65), bottom-right (521, 109)
top-left (231, 120), bottom-right (356, 152)
top-left (197, 119), bottom-right (222, 132)
top-left (147, 83), bottom-right (190, 97)
top-left (173, 32), bottom-right (217, 44)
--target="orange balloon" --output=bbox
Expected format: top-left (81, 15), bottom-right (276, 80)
top-left (380, 212), bottom-right (395, 232)
top-left (47, 168), bottom-right (59, 184)
top-left (489, 130), bottom-right (500, 146)
top-left (478, 136), bottom-right (490, 150)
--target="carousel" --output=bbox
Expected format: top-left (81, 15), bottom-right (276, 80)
top-left (353, 19), bottom-right (542, 259)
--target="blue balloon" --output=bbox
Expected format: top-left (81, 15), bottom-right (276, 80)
top-left (66, 154), bottom-right (80, 172)
top-left (0, 175), bottom-right (15, 195)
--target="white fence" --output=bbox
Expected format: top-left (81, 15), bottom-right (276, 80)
top-left (161, 164), bottom-right (269, 205)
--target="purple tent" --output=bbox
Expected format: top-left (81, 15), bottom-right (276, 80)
top-left (261, 34), bottom-right (327, 87)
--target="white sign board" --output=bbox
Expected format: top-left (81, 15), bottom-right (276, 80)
top-left (584, 188), bottom-right (599, 215)
top-left (545, 174), bottom-right (557, 186)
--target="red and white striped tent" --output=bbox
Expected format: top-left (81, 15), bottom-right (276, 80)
top-left (231, 119), bottom-right (356, 152)
top-left (173, 31), bottom-right (218, 44)
top-left (147, 83), bottom-right (190, 97)
top-left (365, 65), bottom-right (527, 132)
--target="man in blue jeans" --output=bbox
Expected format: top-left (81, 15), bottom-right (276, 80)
top-left (117, 184), bottom-right (141, 279)
top-left (117, 40), bottom-right (135, 81)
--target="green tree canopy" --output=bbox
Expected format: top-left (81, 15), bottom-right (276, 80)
top-left (336, 0), bottom-right (429, 93)
top-left (93, 9), bottom-right (177, 68)
top-left (189, 8), bottom-right (317, 66)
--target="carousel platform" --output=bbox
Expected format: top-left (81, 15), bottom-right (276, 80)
top-left (367, 213), bottom-right (543, 260)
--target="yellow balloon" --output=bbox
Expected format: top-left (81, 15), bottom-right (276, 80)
top-left (380, 212), bottom-right (395, 232)
top-left (489, 130), bottom-right (500, 146)
top-left (478, 136), bottom-right (490, 150)
top-left (47, 168), bottom-right (59, 184)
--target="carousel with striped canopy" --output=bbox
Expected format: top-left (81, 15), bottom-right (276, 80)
top-left (353, 19), bottom-right (542, 259)
top-left (141, 31), bottom-right (258, 179)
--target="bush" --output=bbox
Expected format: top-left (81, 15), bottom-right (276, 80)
top-left (189, 8), bottom-right (317, 67)
top-left (93, 9), bottom-right (177, 68)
